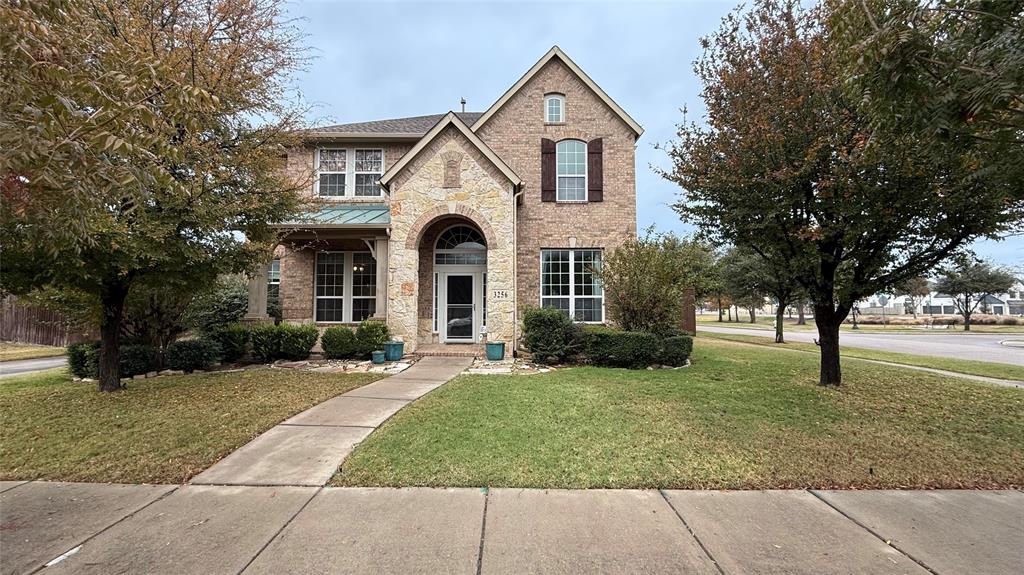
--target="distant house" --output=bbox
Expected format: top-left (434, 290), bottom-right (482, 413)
top-left (243, 47), bottom-right (642, 357)
top-left (867, 279), bottom-right (1024, 316)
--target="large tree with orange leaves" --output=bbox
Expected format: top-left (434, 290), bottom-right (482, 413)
top-left (0, 0), bottom-right (309, 391)
top-left (661, 0), bottom-right (1018, 385)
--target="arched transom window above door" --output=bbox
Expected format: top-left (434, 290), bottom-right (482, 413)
top-left (435, 225), bottom-right (487, 265)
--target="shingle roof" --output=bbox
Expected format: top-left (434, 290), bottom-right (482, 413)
top-left (315, 112), bottom-right (483, 135)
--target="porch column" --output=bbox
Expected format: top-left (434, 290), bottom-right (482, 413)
top-left (374, 237), bottom-right (389, 319)
top-left (245, 263), bottom-right (269, 320)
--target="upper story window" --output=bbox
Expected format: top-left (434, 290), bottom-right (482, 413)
top-left (316, 149), bottom-right (346, 196)
top-left (556, 139), bottom-right (587, 201)
top-left (315, 148), bottom-right (384, 197)
top-left (545, 94), bottom-right (565, 123)
top-left (354, 149), bottom-right (383, 196)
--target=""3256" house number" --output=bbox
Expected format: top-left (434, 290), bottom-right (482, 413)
top-left (491, 290), bottom-right (510, 300)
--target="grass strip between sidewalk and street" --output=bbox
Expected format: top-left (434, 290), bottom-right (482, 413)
top-left (334, 338), bottom-right (1023, 490)
top-left (0, 367), bottom-right (381, 484)
top-left (0, 342), bottom-right (66, 362)
top-left (698, 330), bottom-right (1024, 381)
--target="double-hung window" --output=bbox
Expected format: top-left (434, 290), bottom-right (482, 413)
top-left (316, 149), bottom-right (346, 196)
top-left (556, 140), bottom-right (587, 202)
top-left (545, 94), bottom-right (565, 123)
top-left (541, 249), bottom-right (603, 322)
top-left (315, 252), bottom-right (377, 322)
top-left (354, 149), bottom-right (383, 196)
top-left (267, 258), bottom-right (280, 304)
top-left (315, 148), bottom-right (384, 197)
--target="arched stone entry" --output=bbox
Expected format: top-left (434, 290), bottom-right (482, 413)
top-left (416, 218), bottom-right (488, 344)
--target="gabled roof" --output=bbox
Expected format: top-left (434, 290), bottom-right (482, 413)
top-left (379, 112), bottom-right (522, 189)
top-left (471, 46), bottom-right (643, 138)
top-left (310, 112), bottom-right (483, 138)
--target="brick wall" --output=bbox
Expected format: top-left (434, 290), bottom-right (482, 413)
top-left (476, 58), bottom-right (638, 315)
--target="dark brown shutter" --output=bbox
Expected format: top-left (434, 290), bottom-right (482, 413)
top-left (588, 138), bottom-right (603, 202)
top-left (541, 138), bottom-right (556, 202)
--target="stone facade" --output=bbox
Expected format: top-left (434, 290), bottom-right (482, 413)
top-left (475, 58), bottom-right (638, 316)
top-left (386, 125), bottom-right (517, 356)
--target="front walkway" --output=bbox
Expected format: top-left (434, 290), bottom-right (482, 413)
top-left (190, 356), bottom-right (472, 487)
top-left (1, 482), bottom-right (1020, 574)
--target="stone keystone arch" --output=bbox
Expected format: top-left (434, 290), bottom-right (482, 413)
top-left (404, 204), bottom-right (502, 250)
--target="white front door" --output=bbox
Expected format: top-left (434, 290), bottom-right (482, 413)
top-left (441, 273), bottom-right (476, 343)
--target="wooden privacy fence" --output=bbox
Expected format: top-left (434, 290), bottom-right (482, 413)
top-left (0, 296), bottom-right (94, 347)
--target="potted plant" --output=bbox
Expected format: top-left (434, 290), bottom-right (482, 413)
top-left (485, 341), bottom-right (505, 361)
top-left (371, 350), bottom-right (386, 364)
top-left (384, 339), bottom-right (404, 361)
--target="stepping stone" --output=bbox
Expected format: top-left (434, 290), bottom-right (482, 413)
top-left (281, 396), bottom-right (408, 428)
top-left (191, 426), bottom-right (372, 486)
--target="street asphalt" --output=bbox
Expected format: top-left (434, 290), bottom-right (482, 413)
top-left (700, 324), bottom-right (1024, 367)
top-left (1, 482), bottom-right (1021, 574)
top-left (0, 357), bottom-right (67, 378)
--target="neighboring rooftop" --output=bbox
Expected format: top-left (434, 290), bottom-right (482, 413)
top-left (313, 112), bottom-right (483, 136)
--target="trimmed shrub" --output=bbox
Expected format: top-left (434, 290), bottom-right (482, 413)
top-left (67, 341), bottom-right (100, 378)
top-left (250, 323), bottom-right (282, 362)
top-left (119, 344), bottom-right (159, 377)
top-left (166, 339), bottom-right (222, 373)
top-left (522, 307), bottom-right (581, 364)
top-left (280, 323), bottom-right (319, 360)
top-left (999, 317), bottom-right (1020, 325)
top-left (321, 326), bottom-right (359, 359)
top-left (659, 335), bottom-right (694, 367)
top-left (207, 323), bottom-right (250, 362)
top-left (583, 327), bottom-right (659, 369)
top-left (355, 320), bottom-right (390, 357)
top-left (185, 276), bottom-right (249, 331)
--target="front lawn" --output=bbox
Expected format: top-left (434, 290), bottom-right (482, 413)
top-left (0, 368), bottom-right (381, 483)
top-left (0, 342), bottom-right (65, 362)
top-left (334, 338), bottom-right (1023, 489)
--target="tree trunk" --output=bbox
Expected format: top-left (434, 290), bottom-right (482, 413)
top-left (717, 296), bottom-right (723, 322)
top-left (98, 283), bottom-right (129, 393)
top-left (813, 302), bottom-right (844, 386)
top-left (749, 307), bottom-right (756, 323)
top-left (727, 306), bottom-right (732, 322)
top-left (796, 302), bottom-right (806, 325)
top-left (963, 312), bottom-right (971, 331)
top-left (775, 305), bottom-right (785, 343)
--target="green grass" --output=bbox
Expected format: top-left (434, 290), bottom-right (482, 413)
top-left (699, 330), bottom-right (1024, 381)
top-left (333, 338), bottom-right (1023, 489)
top-left (0, 367), bottom-right (381, 483)
top-left (0, 342), bottom-right (65, 362)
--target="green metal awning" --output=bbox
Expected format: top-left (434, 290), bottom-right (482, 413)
top-left (278, 204), bottom-right (391, 228)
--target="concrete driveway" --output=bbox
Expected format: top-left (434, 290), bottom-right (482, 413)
top-left (1, 482), bottom-right (1021, 575)
top-left (0, 357), bottom-right (67, 378)
top-left (701, 325), bottom-right (1024, 367)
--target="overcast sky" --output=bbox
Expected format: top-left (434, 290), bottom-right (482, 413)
top-left (285, 0), bottom-right (1022, 269)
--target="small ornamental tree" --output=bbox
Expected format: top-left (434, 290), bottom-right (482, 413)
top-left (599, 230), bottom-right (717, 335)
top-left (934, 260), bottom-right (1016, 331)
top-left (895, 276), bottom-right (931, 319)
top-left (724, 246), bottom-right (804, 343)
top-left (0, 0), bottom-right (310, 391)
top-left (661, 0), bottom-right (1021, 385)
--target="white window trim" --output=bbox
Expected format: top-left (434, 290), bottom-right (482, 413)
top-left (539, 249), bottom-right (605, 323)
top-left (555, 139), bottom-right (588, 203)
top-left (314, 251), bottom-right (376, 323)
top-left (353, 148), bottom-right (384, 197)
top-left (544, 93), bottom-right (565, 123)
top-left (315, 147), bottom-right (386, 198)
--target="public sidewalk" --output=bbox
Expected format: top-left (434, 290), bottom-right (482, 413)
top-left (190, 356), bottom-right (473, 487)
top-left (1, 482), bottom-right (1021, 574)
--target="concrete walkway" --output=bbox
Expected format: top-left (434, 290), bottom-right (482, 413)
top-left (1, 482), bottom-right (1020, 574)
top-left (190, 356), bottom-right (472, 487)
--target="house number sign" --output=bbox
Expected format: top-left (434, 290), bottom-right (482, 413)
top-left (491, 289), bottom-right (510, 301)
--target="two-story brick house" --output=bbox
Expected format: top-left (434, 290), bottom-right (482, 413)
top-left (245, 47), bottom-right (642, 357)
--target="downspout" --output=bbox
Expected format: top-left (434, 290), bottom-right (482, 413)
top-left (512, 184), bottom-right (524, 356)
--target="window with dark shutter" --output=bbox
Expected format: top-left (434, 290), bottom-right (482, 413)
top-left (541, 138), bottom-right (556, 202)
top-left (588, 138), bottom-right (603, 202)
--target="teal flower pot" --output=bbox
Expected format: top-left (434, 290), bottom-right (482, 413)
top-left (371, 350), bottom-right (386, 364)
top-left (485, 341), bottom-right (505, 361)
top-left (384, 341), bottom-right (404, 361)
